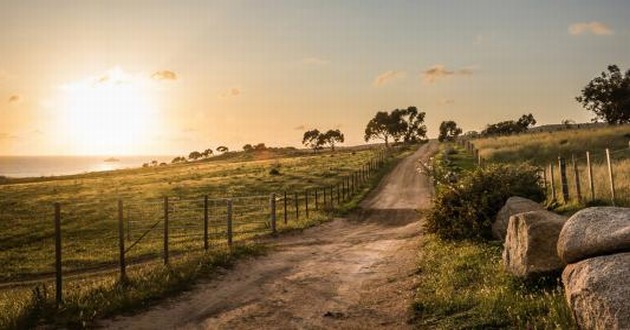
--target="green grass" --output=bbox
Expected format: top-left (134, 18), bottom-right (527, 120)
top-left (0, 145), bottom-right (404, 329)
top-left (411, 142), bottom-right (575, 329)
top-left (470, 124), bottom-right (630, 207)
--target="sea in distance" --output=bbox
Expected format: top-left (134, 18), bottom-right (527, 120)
top-left (0, 155), bottom-right (176, 179)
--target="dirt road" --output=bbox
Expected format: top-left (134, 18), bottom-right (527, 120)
top-left (100, 141), bottom-right (438, 329)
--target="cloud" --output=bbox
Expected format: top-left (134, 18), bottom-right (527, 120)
top-left (8, 94), bottom-right (22, 104)
top-left (0, 133), bottom-right (17, 140)
top-left (294, 125), bottom-right (306, 130)
top-left (151, 70), bottom-right (177, 80)
top-left (301, 57), bottom-right (330, 66)
top-left (569, 22), bottom-right (613, 36)
top-left (438, 98), bottom-right (455, 106)
top-left (373, 70), bottom-right (406, 86)
top-left (422, 65), bottom-right (475, 84)
top-left (220, 88), bottom-right (241, 98)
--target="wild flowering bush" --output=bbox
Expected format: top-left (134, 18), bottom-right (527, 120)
top-left (425, 162), bottom-right (545, 241)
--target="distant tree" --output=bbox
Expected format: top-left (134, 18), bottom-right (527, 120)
top-left (201, 148), bottom-right (213, 158)
top-left (216, 146), bottom-right (229, 153)
top-left (561, 119), bottom-right (576, 128)
top-left (159, 162), bottom-right (167, 166)
top-left (462, 131), bottom-right (480, 139)
top-left (243, 144), bottom-right (254, 152)
top-left (142, 163), bottom-right (149, 168)
top-left (188, 151), bottom-right (202, 160)
top-left (171, 156), bottom-right (187, 164)
top-left (151, 160), bottom-right (158, 167)
top-left (254, 143), bottom-right (267, 151)
top-left (364, 106), bottom-right (427, 147)
top-left (516, 113), bottom-right (536, 128)
top-left (576, 65), bottom-right (630, 124)
top-left (321, 129), bottom-right (345, 151)
top-left (302, 129), bottom-right (324, 153)
top-left (438, 120), bottom-right (463, 142)
top-left (481, 113), bottom-right (536, 137)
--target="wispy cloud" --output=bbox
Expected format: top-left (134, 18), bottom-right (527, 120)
top-left (373, 70), bottom-right (406, 86)
top-left (301, 57), bottom-right (330, 66)
top-left (151, 70), bottom-right (178, 80)
top-left (422, 65), bottom-right (475, 84)
top-left (569, 22), bottom-right (613, 36)
top-left (220, 88), bottom-right (241, 98)
top-left (294, 125), bottom-right (306, 131)
top-left (8, 94), bottom-right (22, 104)
top-left (438, 98), bottom-right (455, 106)
top-left (0, 133), bottom-right (17, 140)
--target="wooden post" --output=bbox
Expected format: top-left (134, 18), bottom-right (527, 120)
top-left (315, 189), bottom-right (319, 210)
top-left (586, 151), bottom-right (594, 201)
top-left (54, 203), bottom-right (62, 306)
top-left (203, 195), bottom-right (209, 251)
top-left (270, 193), bottom-right (276, 234)
top-left (118, 199), bottom-right (126, 280)
top-left (549, 163), bottom-right (556, 200)
top-left (163, 196), bottom-right (169, 265)
top-left (342, 178), bottom-right (346, 200)
top-left (283, 191), bottom-right (288, 224)
top-left (305, 190), bottom-right (309, 218)
top-left (323, 187), bottom-right (327, 208)
top-left (226, 199), bottom-right (233, 246)
top-left (606, 148), bottom-right (616, 205)
top-left (572, 154), bottom-right (582, 202)
top-left (558, 157), bottom-right (569, 203)
top-left (294, 192), bottom-right (299, 220)
top-left (330, 186), bottom-right (334, 206)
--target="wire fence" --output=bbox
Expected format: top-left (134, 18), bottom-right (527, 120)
top-left (459, 139), bottom-right (630, 207)
top-left (0, 148), bottom-right (393, 305)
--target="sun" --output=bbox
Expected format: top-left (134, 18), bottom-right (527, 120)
top-left (58, 67), bottom-right (159, 155)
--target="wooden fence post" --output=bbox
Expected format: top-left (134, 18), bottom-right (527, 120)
top-left (572, 154), bottom-right (582, 202)
top-left (283, 191), bottom-right (288, 224)
top-left (337, 183), bottom-right (341, 205)
top-left (203, 195), bottom-right (209, 251)
top-left (549, 163), bottom-right (556, 201)
top-left (270, 193), bottom-right (276, 234)
top-left (118, 199), bottom-right (126, 280)
top-left (606, 148), bottom-right (616, 205)
top-left (330, 186), bottom-right (334, 206)
top-left (586, 151), bottom-right (594, 201)
top-left (558, 157), bottom-right (569, 203)
top-left (315, 189), bottom-right (319, 210)
top-left (54, 203), bottom-right (62, 306)
top-left (342, 178), bottom-right (346, 200)
top-left (163, 196), bottom-right (169, 265)
top-left (294, 192), bottom-right (299, 220)
top-left (226, 199), bottom-right (233, 246)
top-left (305, 190), bottom-right (309, 218)
top-left (323, 187), bottom-right (327, 208)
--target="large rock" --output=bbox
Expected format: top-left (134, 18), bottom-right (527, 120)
top-left (492, 197), bottom-right (544, 241)
top-left (502, 210), bottom-right (568, 277)
top-left (562, 252), bottom-right (630, 330)
top-left (557, 207), bottom-right (630, 264)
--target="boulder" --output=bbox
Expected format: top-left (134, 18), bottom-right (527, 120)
top-left (492, 197), bottom-right (544, 241)
top-left (502, 210), bottom-right (568, 277)
top-left (557, 207), bottom-right (630, 264)
top-left (562, 252), bottom-right (630, 330)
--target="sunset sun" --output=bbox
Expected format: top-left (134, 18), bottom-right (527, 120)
top-left (59, 67), bottom-right (159, 155)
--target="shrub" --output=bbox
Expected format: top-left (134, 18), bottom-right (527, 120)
top-left (426, 163), bottom-right (545, 240)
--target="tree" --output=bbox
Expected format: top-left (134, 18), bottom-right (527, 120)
top-left (438, 120), bottom-right (463, 142)
top-left (216, 146), bottom-right (229, 153)
top-left (188, 151), bottom-right (202, 160)
top-left (481, 113), bottom-right (537, 137)
top-left (364, 106), bottom-right (427, 147)
top-left (365, 111), bottom-right (395, 147)
top-left (253, 143), bottom-right (267, 151)
top-left (201, 148), bottom-right (213, 158)
top-left (243, 144), bottom-right (254, 152)
top-left (321, 129), bottom-right (345, 151)
top-left (400, 106), bottom-right (428, 143)
top-left (516, 113), bottom-right (536, 128)
top-left (576, 65), bottom-right (630, 124)
top-left (302, 129), bottom-right (324, 153)
top-left (171, 156), bottom-right (187, 164)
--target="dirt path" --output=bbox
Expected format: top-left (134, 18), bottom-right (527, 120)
top-left (99, 141), bottom-right (438, 330)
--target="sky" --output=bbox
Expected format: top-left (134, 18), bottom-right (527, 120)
top-left (1, 0), bottom-right (629, 156)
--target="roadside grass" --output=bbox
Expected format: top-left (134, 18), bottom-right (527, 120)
top-left (0, 148), bottom-right (380, 281)
top-left (412, 143), bottom-right (576, 329)
top-left (1, 145), bottom-right (405, 329)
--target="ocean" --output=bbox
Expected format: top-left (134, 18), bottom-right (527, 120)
top-left (0, 155), bottom-right (175, 178)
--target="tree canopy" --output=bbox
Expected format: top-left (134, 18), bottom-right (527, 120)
top-left (216, 146), bottom-right (229, 153)
top-left (364, 106), bottom-right (427, 146)
top-left (576, 65), bottom-right (630, 124)
top-left (438, 120), bottom-right (463, 142)
top-left (322, 129), bottom-right (344, 151)
top-left (302, 129), bottom-right (323, 152)
top-left (481, 113), bottom-right (536, 137)
top-left (188, 151), bottom-right (202, 160)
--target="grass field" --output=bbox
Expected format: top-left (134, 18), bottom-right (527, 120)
top-left (0, 147), bottom-right (384, 282)
top-left (470, 124), bottom-right (630, 207)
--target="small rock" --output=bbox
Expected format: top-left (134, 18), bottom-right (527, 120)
top-left (557, 207), bottom-right (630, 264)
top-left (502, 210), bottom-right (567, 277)
top-left (492, 197), bottom-right (544, 241)
top-left (562, 252), bottom-right (630, 330)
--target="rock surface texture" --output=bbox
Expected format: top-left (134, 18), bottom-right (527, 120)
top-left (557, 207), bottom-right (630, 264)
top-left (562, 252), bottom-right (630, 330)
top-left (502, 210), bottom-right (567, 277)
top-left (492, 196), bottom-right (544, 241)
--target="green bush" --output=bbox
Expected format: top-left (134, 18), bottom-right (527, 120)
top-left (426, 163), bottom-right (545, 240)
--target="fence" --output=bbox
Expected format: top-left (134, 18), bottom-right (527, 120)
top-left (458, 139), bottom-right (630, 207)
top-left (3, 148), bottom-right (391, 306)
